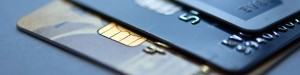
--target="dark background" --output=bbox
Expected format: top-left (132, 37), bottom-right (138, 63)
top-left (0, 0), bottom-right (299, 75)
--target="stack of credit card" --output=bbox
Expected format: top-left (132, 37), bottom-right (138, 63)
top-left (17, 0), bottom-right (300, 74)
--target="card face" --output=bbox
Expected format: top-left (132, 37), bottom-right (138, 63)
top-left (176, 0), bottom-right (300, 31)
top-left (135, 0), bottom-right (181, 15)
top-left (72, 0), bottom-right (300, 73)
top-left (17, 1), bottom-right (203, 75)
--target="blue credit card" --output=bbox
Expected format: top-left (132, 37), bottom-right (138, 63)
top-left (71, 0), bottom-right (300, 73)
top-left (176, 0), bottom-right (300, 32)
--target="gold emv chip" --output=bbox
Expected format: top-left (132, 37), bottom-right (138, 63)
top-left (98, 23), bottom-right (147, 46)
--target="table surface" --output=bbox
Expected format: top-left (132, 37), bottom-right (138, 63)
top-left (0, 0), bottom-right (299, 75)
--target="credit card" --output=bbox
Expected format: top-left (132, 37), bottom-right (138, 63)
top-left (17, 1), bottom-right (207, 75)
top-left (72, 0), bottom-right (300, 73)
top-left (175, 0), bottom-right (300, 32)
